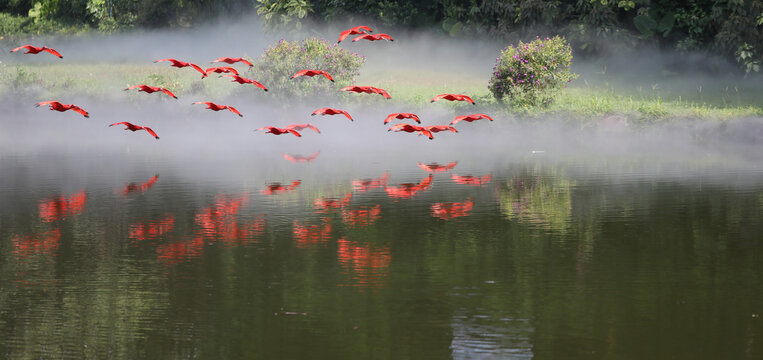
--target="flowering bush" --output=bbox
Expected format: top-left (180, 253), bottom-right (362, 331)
top-left (488, 36), bottom-right (578, 107)
top-left (249, 37), bottom-right (365, 98)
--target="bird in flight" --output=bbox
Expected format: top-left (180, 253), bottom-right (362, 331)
top-left (423, 125), bottom-right (458, 133)
top-left (430, 93), bottom-right (475, 105)
top-left (35, 101), bottom-right (89, 118)
top-left (220, 74), bottom-right (268, 91)
top-left (337, 26), bottom-right (373, 43)
top-left (204, 66), bottom-right (239, 77)
top-left (340, 85), bottom-right (390, 99)
top-left (384, 113), bottom-right (420, 124)
top-left (352, 33), bottom-right (394, 42)
top-left (109, 122), bottom-right (160, 139)
top-left (11, 45), bottom-right (63, 58)
top-left (311, 107), bottom-right (353, 121)
top-left (286, 123), bottom-right (321, 134)
top-left (192, 101), bottom-right (243, 117)
top-left (211, 57), bottom-right (253, 67)
top-left (450, 114), bottom-right (493, 125)
top-left (417, 162), bottom-right (458, 172)
top-left (255, 127), bottom-right (302, 137)
top-left (124, 84), bottom-right (178, 99)
top-left (291, 69), bottom-right (335, 82)
top-left (154, 58), bottom-right (206, 76)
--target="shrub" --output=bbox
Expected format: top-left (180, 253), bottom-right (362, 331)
top-left (488, 36), bottom-right (578, 107)
top-left (249, 37), bottom-right (365, 99)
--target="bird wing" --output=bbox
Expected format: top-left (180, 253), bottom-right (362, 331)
top-left (225, 67), bottom-right (239, 75)
top-left (417, 130), bottom-right (434, 139)
top-left (143, 127), bottom-right (160, 139)
top-left (10, 45), bottom-right (34, 53)
top-left (319, 71), bottom-right (335, 81)
top-left (304, 124), bottom-right (320, 133)
top-left (377, 34), bottom-right (394, 41)
top-left (240, 59), bottom-right (253, 66)
top-left (109, 121), bottom-right (130, 127)
top-left (70, 105), bottom-right (89, 118)
top-left (430, 94), bottom-right (447, 102)
top-left (410, 114), bottom-right (421, 123)
top-left (383, 114), bottom-right (399, 124)
top-left (35, 100), bottom-right (59, 107)
top-left (226, 106), bottom-right (243, 117)
top-left (187, 63), bottom-right (206, 76)
top-left (337, 29), bottom-right (353, 43)
top-left (482, 114), bottom-right (494, 121)
top-left (255, 126), bottom-right (274, 132)
top-left (42, 47), bottom-right (63, 58)
top-left (351, 34), bottom-right (370, 42)
top-left (461, 95), bottom-right (476, 104)
top-left (449, 118), bottom-right (462, 125)
top-left (250, 79), bottom-right (267, 91)
top-left (210, 57), bottom-right (228, 63)
top-left (291, 70), bottom-right (308, 79)
top-left (340, 110), bottom-right (353, 121)
top-left (159, 88), bottom-right (178, 99)
top-left (287, 129), bottom-right (302, 137)
top-left (355, 26), bottom-right (373, 33)
top-left (376, 88), bottom-right (391, 99)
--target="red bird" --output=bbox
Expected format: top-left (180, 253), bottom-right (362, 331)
top-left (430, 93), bottom-right (475, 105)
top-left (124, 84), bottom-right (178, 99)
top-left (450, 114), bottom-right (494, 125)
top-left (255, 126), bottom-right (302, 137)
top-left (282, 151), bottom-right (320, 163)
top-left (221, 74), bottom-right (268, 91)
top-left (10, 45), bottom-right (63, 58)
top-left (204, 66), bottom-right (239, 77)
top-left (385, 175), bottom-right (433, 199)
top-left (211, 57), bottom-right (253, 67)
top-left (291, 69), bottom-right (335, 82)
top-left (286, 123), bottom-right (321, 134)
top-left (337, 25), bottom-right (373, 43)
top-left (431, 200), bottom-right (473, 220)
top-left (451, 174), bottom-right (492, 186)
top-left (109, 121), bottom-right (160, 139)
top-left (417, 161), bottom-right (458, 172)
top-left (261, 180), bottom-right (301, 195)
top-left (423, 125), bottom-right (458, 133)
top-left (388, 123), bottom-right (432, 140)
top-left (339, 85), bottom-right (390, 99)
top-left (122, 174), bottom-right (160, 195)
top-left (193, 101), bottom-right (243, 117)
top-left (353, 173), bottom-right (389, 192)
top-left (154, 58), bottom-right (206, 76)
top-left (311, 107), bottom-right (353, 121)
top-left (352, 33), bottom-right (394, 42)
top-left (35, 101), bottom-right (89, 118)
top-left (384, 113), bottom-right (420, 124)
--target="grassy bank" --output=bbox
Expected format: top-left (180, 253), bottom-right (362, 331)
top-left (2, 62), bottom-right (761, 125)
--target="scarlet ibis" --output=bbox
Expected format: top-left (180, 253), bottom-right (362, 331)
top-left (341, 205), bottom-right (382, 227)
top-left (385, 175), bottom-right (433, 199)
top-left (311, 107), bottom-right (353, 121)
top-left (122, 174), bottom-right (160, 195)
top-left (352, 173), bottom-right (390, 192)
top-left (384, 113), bottom-right (420, 124)
top-left (388, 123), bottom-right (432, 139)
top-left (154, 58), bottom-right (206, 76)
top-left (423, 125), bottom-right (458, 133)
top-left (192, 101), bottom-right (243, 117)
top-left (431, 200), bottom-right (473, 220)
top-left (417, 130), bottom-right (435, 140)
top-left (282, 151), bottom-right (320, 163)
top-left (340, 85), bottom-right (390, 99)
top-left (430, 93), bottom-right (475, 105)
top-left (451, 174), bottom-right (492, 186)
top-left (286, 123), bottom-right (321, 134)
top-left (38, 191), bottom-right (87, 222)
top-left (221, 74), bottom-right (268, 91)
top-left (211, 57), bottom-right (253, 67)
top-left (450, 114), bottom-right (493, 125)
top-left (337, 26), bottom-right (373, 43)
top-left (10, 45), bottom-right (63, 58)
top-left (352, 33), bottom-right (394, 42)
top-left (292, 218), bottom-right (331, 247)
top-left (124, 84), bottom-right (178, 99)
top-left (417, 161), bottom-right (458, 172)
top-left (34, 101), bottom-right (89, 118)
top-left (109, 122), bottom-right (160, 139)
top-left (255, 126), bottom-right (302, 137)
top-left (205, 66), bottom-right (239, 77)
top-left (291, 69), bottom-right (334, 82)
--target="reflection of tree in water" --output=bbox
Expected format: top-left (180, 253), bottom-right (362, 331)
top-left (497, 171), bottom-right (573, 233)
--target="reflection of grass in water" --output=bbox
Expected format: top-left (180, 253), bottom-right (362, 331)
top-left (497, 172), bottom-right (573, 234)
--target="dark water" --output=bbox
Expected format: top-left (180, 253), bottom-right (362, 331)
top-left (1, 106), bottom-right (763, 359)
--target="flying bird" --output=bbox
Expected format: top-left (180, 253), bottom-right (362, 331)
top-left (339, 85), bottom-right (390, 99)
top-left (384, 113), bottom-right (420, 124)
top-left (255, 126), bottom-right (302, 137)
top-left (417, 161), bottom-right (458, 172)
top-left (337, 25), bottom-right (373, 43)
top-left (154, 58), bottom-right (206, 76)
top-left (451, 174), bottom-right (492, 186)
top-left (10, 45), bottom-right (63, 58)
top-left (450, 114), bottom-right (494, 125)
top-left (34, 101), bottom-right (89, 118)
top-left (211, 57), bottom-right (253, 67)
top-left (192, 101), bottom-right (243, 117)
top-left (423, 125), bottom-right (458, 133)
top-left (291, 69), bottom-right (335, 82)
top-left (351, 33), bottom-right (394, 42)
top-left (124, 84), bottom-right (178, 99)
top-left (387, 123), bottom-right (424, 133)
top-left (286, 123), bottom-right (321, 134)
top-left (109, 122), bottom-right (159, 139)
top-left (221, 74), bottom-right (268, 91)
top-left (430, 93), bottom-right (476, 105)
top-left (204, 66), bottom-right (239, 77)
top-left (311, 107), bottom-right (353, 121)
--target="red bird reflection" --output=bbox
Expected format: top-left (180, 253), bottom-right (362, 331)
top-left (261, 180), bottom-right (301, 195)
top-left (157, 236), bottom-right (204, 265)
top-left (129, 214), bottom-right (175, 241)
top-left (282, 151), bottom-right (320, 163)
top-left (38, 190), bottom-right (87, 222)
top-left (431, 199), bottom-right (474, 220)
top-left (451, 174), bottom-right (492, 186)
top-left (293, 218), bottom-right (332, 248)
top-left (417, 161), bottom-right (458, 173)
top-left (121, 174), bottom-right (159, 196)
top-left (353, 173), bottom-right (390, 193)
top-left (314, 193), bottom-right (352, 212)
top-left (385, 174), bottom-right (433, 199)
top-left (342, 205), bottom-right (381, 227)
top-left (12, 229), bottom-right (62, 258)
top-left (337, 237), bottom-right (391, 290)
top-left (195, 194), bottom-right (264, 246)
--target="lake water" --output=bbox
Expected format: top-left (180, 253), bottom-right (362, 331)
top-left (1, 103), bottom-right (762, 359)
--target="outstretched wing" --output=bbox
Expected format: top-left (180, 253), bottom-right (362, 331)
top-left (240, 59), bottom-right (253, 67)
top-left (383, 113), bottom-right (399, 124)
top-left (42, 47), bottom-right (63, 58)
top-left (430, 94), bottom-right (448, 102)
top-left (70, 105), bottom-right (89, 118)
top-left (291, 70), bottom-right (308, 79)
top-left (10, 45), bottom-right (34, 53)
top-left (226, 106), bottom-right (243, 117)
top-left (287, 129), bottom-right (302, 137)
top-left (375, 88), bottom-right (391, 99)
top-left (249, 79), bottom-right (268, 91)
top-left (338, 109), bottom-right (353, 121)
top-left (109, 121), bottom-right (130, 127)
top-left (417, 130), bottom-right (434, 140)
top-left (461, 95), bottom-right (476, 104)
top-left (159, 88), bottom-right (178, 99)
top-left (124, 84), bottom-right (146, 91)
top-left (35, 100), bottom-right (59, 107)
top-left (351, 34), bottom-right (371, 42)
top-left (143, 127), bottom-right (160, 139)
top-left (337, 30), bottom-right (353, 43)
top-left (319, 70), bottom-right (335, 82)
